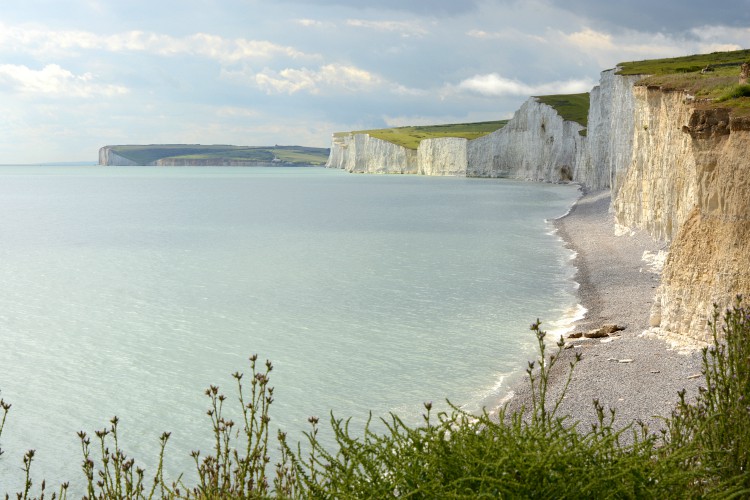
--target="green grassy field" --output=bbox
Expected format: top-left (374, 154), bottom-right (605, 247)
top-left (617, 48), bottom-right (750, 115)
top-left (335, 120), bottom-right (509, 150)
top-left (107, 145), bottom-right (330, 165)
top-left (534, 93), bottom-right (590, 128)
top-left (334, 96), bottom-right (588, 149)
top-left (617, 49), bottom-right (750, 76)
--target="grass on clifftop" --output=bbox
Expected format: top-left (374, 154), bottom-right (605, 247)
top-left (534, 92), bottom-right (590, 128)
top-left (617, 49), bottom-right (750, 76)
top-left (335, 120), bottom-right (508, 150)
top-left (617, 48), bottom-right (750, 116)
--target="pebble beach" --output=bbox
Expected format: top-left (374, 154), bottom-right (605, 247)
top-left (506, 189), bottom-right (705, 431)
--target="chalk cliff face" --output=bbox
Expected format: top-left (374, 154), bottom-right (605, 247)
top-left (468, 98), bottom-right (586, 182)
top-left (613, 88), bottom-right (698, 241)
top-left (418, 137), bottom-right (468, 176)
top-left (326, 134), bottom-right (417, 174)
top-left (98, 146), bottom-right (139, 166)
top-left (585, 70), bottom-right (642, 193)
top-left (328, 97), bottom-right (590, 181)
top-left (327, 67), bottom-right (749, 344)
top-left (614, 89), bottom-right (750, 343)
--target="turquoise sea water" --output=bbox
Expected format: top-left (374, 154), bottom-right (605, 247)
top-left (0, 166), bottom-right (580, 493)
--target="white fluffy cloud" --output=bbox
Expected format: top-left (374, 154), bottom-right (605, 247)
top-left (0, 63), bottom-right (128, 97)
top-left (254, 64), bottom-right (383, 94)
top-left (0, 23), bottom-right (313, 64)
top-left (346, 19), bottom-right (429, 37)
top-left (457, 73), bottom-right (594, 97)
top-left (563, 27), bottom-right (681, 61)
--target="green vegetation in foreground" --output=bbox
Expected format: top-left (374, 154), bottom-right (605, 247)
top-left (617, 48), bottom-right (750, 116)
top-left (108, 145), bottom-right (330, 166)
top-left (3, 297), bottom-right (750, 498)
top-left (335, 120), bottom-right (509, 150)
top-left (534, 92), bottom-right (590, 128)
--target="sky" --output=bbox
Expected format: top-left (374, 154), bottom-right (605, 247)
top-left (1, 0), bottom-right (749, 163)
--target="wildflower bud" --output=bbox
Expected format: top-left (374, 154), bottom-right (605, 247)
top-left (424, 401), bottom-right (432, 411)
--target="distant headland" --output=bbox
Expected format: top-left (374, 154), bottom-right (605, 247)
top-left (98, 144), bottom-right (330, 166)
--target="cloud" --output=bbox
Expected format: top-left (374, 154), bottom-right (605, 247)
top-left (254, 63), bottom-right (383, 94)
top-left (457, 73), bottom-right (594, 97)
top-left (563, 27), bottom-right (680, 58)
top-left (214, 106), bottom-right (261, 118)
top-left (0, 63), bottom-right (128, 97)
top-left (277, 0), bottom-right (480, 16)
top-left (557, 25), bottom-right (750, 68)
top-left (346, 19), bottom-right (429, 37)
top-left (546, 0), bottom-right (750, 32)
top-left (467, 28), bottom-right (547, 43)
top-left (0, 23), bottom-right (314, 64)
top-left (690, 25), bottom-right (750, 52)
top-left (295, 18), bottom-right (328, 27)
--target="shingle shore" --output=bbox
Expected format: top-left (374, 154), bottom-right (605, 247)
top-left (505, 190), bottom-right (704, 431)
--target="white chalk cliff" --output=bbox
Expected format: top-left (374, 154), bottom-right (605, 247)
top-left (326, 65), bottom-right (750, 344)
top-left (98, 147), bottom-right (139, 166)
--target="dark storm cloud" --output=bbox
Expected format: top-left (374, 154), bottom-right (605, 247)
top-left (548, 0), bottom-right (750, 32)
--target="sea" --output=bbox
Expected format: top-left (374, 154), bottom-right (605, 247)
top-left (0, 165), bottom-right (581, 494)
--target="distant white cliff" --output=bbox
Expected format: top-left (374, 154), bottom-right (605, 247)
top-left (98, 147), bottom-right (139, 166)
top-left (326, 64), bottom-right (750, 344)
top-left (325, 68), bottom-right (640, 192)
top-left (467, 98), bottom-right (586, 183)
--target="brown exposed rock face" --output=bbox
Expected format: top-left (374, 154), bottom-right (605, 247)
top-left (684, 108), bottom-right (731, 140)
top-left (617, 89), bottom-right (750, 344)
top-left (740, 62), bottom-right (750, 85)
top-left (612, 87), bottom-right (750, 342)
top-left (655, 123), bottom-right (750, 344)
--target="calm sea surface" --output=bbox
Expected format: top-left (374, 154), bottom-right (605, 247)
top-left (0, 166), bottom-right (580, 493)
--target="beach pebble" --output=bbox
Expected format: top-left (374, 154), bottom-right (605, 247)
top-left (618, 359), bottom-right (634, 363)
top-left (600, 324), bottom-right (626, 334)
top-left (584, 328), bottom-right (609, 339)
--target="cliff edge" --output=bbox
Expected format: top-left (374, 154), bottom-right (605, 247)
top-left (327, 49), bottom-right (750, 345)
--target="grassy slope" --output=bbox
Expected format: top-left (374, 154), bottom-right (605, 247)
top-left (617, 48), bottom-right (750, 116)
top-left (534, 93), bottom-right (590, 127)
top-left (335, 95), bottom-right (589, 150)
top-left (109, 145), bottom-right (330, 165)
top-left (335, 120), bottom-right (509, 150)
